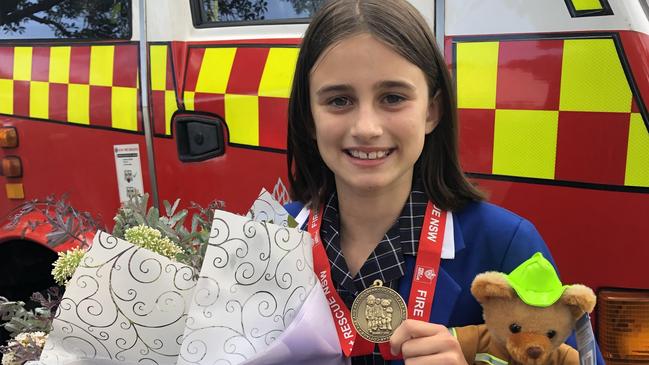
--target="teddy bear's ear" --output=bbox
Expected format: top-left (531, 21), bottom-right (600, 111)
top-left (561, 284), bottom-right (597, 319)
top-left (471, 272), bottom-right (515, 303)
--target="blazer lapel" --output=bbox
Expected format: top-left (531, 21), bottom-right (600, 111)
top-left (398, 256), bottom-right (462, 325)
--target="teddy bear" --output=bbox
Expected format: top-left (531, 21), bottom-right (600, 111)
top-left (452, 252), bottom-right (596, 365)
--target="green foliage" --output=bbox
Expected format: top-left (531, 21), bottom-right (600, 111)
top-left (179, 200), bottom-right (225, 271)
top-left (0, 300), bottom-right (50, 337)
top-left (283, 0), bottom-right (325, 16)
top-left (2, 194), bottom-right (104, 249)
top-left (214, 0), bottom-right (268, 21)
top-left (112, 193), bottom-right (151, 239)
top-left (0, 290), bottom-right (59, 363)
top-left (1, 0), bottom-right (131, 39)
top-left (0, 288), bottom-right (60, 337)
top-left (0, 287), bottom-right (61, 365)
top-left (112, 193), bottom-right (225, 273)
top-left (201, 0), bottom-right (323, 22)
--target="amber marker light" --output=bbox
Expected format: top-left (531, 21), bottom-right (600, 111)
top-left (598, 289), bottom-right (649, 365)
top-left (0, 156), bottom-right (22, 178)
top-left (0, 127), bottom-right (18, 148)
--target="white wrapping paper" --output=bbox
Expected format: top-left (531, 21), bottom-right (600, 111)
top-left (240, 283), bottom-right (348, 365)
top-left (39, 231), bottom-right (196, 365)
top-left (36, 191), bottom-right (346, 365)
top-left (246, 188), bottom-right (292, 227)
top-left (177, 209), bottom-right (319, 364)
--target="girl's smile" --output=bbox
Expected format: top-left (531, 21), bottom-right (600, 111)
top-left (343, 147), bottom-right (395, 168)
top-left (345, 148), bottom-right (394, 160)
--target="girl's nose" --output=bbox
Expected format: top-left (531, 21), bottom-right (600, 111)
top-left (350, 103), bottom-right (383, 140)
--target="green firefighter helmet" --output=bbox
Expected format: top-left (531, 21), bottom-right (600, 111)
top-left (506, 252), bottom-right (569, 307)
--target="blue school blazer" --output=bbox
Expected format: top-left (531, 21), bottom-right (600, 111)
top-left (285, 200), bottom-right (604, 365)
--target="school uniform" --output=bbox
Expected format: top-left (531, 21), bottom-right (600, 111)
top-left (285, 184), bottom-right (604, 365)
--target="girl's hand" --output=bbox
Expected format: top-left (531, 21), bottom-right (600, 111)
top-left (389, 319), bottom-right (468, 365)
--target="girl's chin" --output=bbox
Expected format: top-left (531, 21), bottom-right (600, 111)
top-left (336, 175), bottom-right (409, 193)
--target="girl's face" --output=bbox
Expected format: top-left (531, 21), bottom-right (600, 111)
top-left (309, 33), bottom-right (440, 195)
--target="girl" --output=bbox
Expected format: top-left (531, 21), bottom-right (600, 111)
top-left (286, 0), bottom-right (559, 364)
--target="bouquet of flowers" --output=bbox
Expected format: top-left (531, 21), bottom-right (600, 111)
top-left (2, 190), bottom-right (345, 365)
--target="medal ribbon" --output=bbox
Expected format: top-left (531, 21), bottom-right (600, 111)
top-left (309, 206), bottom-right (362, 356)
top-left (377, 201), bottom-right (446, 359)
top-left (308, 201), bottom-right (447, 359)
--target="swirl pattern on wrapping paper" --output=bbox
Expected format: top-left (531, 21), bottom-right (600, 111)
top-left (179, 326), bottom-right (255, 365)
top-left (40, 231), bottom-right (197, 365)
top-left (208, 217), bottom-right (272, 292)
top-left (178, 211), bottom-right (317, 364)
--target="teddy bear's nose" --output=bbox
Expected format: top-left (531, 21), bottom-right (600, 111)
top-left (527, 346), bottom-right (543, 359)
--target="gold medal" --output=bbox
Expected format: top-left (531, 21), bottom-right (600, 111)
top-left (351, 279), bottom-right (408, 343)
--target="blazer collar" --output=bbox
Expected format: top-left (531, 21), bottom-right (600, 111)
top-left (441, 212), bottom-right (456, 259)
top-left (451, 211), bottom-right (466, 256)
top-left (297, 206), bottom-right (466, 258)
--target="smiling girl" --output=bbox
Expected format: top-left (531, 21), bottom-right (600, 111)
top-left (286, 1), bottom-right (557, 364)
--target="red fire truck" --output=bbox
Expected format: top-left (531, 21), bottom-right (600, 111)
top-left (0, 0), bottom-right (647, 363)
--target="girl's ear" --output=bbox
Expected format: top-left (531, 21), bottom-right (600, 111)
top-left (426, 90), bottom-right (442, 134)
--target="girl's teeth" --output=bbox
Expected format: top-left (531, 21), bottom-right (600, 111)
top-left (349, 150), bottom-right (390, 160)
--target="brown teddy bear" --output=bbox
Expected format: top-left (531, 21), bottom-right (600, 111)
top-left (452, 252), bottom-right (596, 365)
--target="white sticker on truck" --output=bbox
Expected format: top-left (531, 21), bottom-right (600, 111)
top-left (113, 144), bottom-right (144, 203)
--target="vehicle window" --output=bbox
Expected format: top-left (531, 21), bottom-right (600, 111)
top-left (194, 0), bottom-right (325, 25)
top-left (0, 0), bottom-right (131, 40)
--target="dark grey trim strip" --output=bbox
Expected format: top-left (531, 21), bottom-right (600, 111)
top-left (138, 0), bottom-right (160, 208)
top-left (467, 173), bottom-right (649, 194)
top-left (435, 0), bottom-right (445, 52)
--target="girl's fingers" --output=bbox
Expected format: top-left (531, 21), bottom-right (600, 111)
top-left (400, 334), bottom-right (460, 358)
top-left (389, 319), bottom-right (448, 355)
top-left (403, 353), bottom-right (467, 365)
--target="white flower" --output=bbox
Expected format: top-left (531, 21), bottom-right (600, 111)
top-left (1, 332), bottom-right (48, 365)
top-left (15, 331), bottom-right (48, 348)
top-left (51, 248), bottom-right (87, 286)
top-left (1, 351), bottom-right (18, 365)
top-left (124, 225), bottom-right (183, 259)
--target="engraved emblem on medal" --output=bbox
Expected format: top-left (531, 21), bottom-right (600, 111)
top-left (351, 280), bottom-right (408, 343)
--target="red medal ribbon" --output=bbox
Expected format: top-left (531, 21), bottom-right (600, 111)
top-left (378, 202), bottom-right (447, 359)
top-left (309, 206), bottom-right (359, 356)
top-left (308, 201), bottom-right (447, 359)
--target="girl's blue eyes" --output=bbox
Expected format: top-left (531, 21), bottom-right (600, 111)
top-left (330, 97), bottom-right (351, 107)
top-left (327, 94), bottom-right (405, 108)
top-left (383, 94), bottom-right (405, 104)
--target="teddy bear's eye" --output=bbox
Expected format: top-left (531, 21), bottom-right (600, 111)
top-left (547, 330), bottom-right (557, 339)
top-left (509, 323), bottom-right (522, 333)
